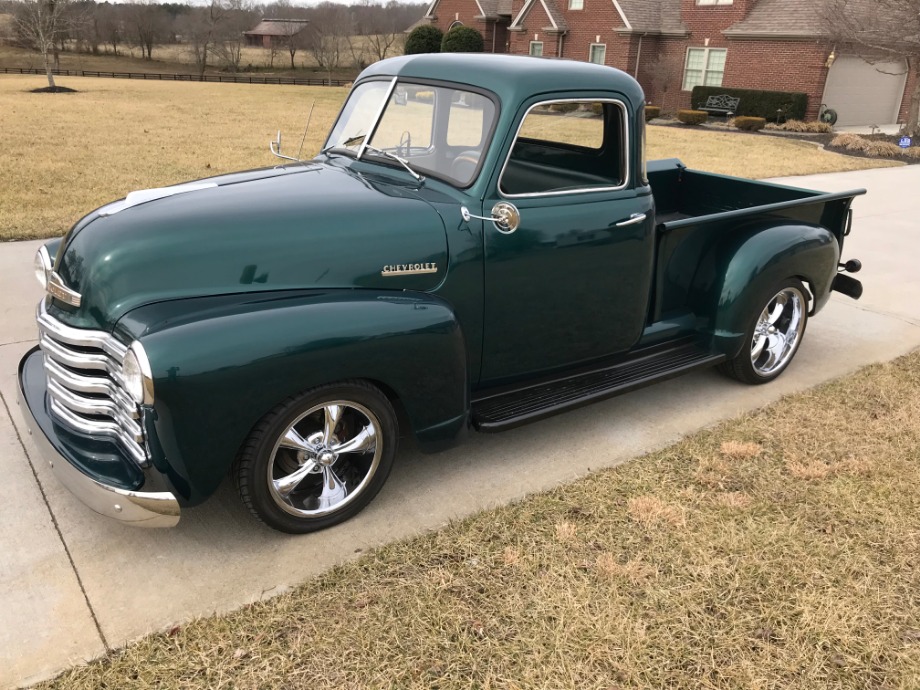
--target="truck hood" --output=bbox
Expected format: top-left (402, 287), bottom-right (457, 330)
top-left (52, 163), bottom-right (448, 331)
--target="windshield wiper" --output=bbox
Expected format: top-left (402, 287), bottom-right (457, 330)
top-left (361, 145), bottom-right (425, 183)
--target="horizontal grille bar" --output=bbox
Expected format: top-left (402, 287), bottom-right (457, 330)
top-left (37, 304), bottom-right (148, 467)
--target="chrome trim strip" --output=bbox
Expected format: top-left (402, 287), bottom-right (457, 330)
top-left (36, 245), bottom-right (52, 288)
top-left (48, 379), bottom-right (140, 426)
top-left (498, 98), bottom-right (632, 199)
top-left (43, 357), bottom-right (135, 410)
top-left (37, 307), bottom-right (127, 360)
top-left (49, 399), bottom-right (147, 465)
top-left (357, 76), bottom-right (398, 160)
top-left (46, 272), bottom-right (82, 307)
top-left (17, 378), bottom-right (179, 527)
top-left (97, 182), bottom-right (218, 217)
top-left (39, 334), bottom-right (110, 372)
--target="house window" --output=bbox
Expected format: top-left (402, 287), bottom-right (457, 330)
top-left (696, 0), bottom-right (733, 5)
top-left (588, 43), bottom-right (606, 65)
top-left (529, 41), bottom-right (544, 57)
top-left (682, 47), bottom-right (726, 89)
top-left (569, 0), bottom-right (584, 9)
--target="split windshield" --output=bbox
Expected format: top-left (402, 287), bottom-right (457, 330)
top-left (324, 79), bottom-right (497, 187)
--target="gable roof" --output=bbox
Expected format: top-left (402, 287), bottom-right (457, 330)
top-left (509, 0), bottom-right (568, 32)
top-left (613, 0), bottom-right (687, 35)
top-left (244, 19), bottom-right (310, 38)
top-left (722, 0), bottom-right (826, 38)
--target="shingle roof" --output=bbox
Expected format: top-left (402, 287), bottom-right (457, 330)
top-left (614, 0), bottom-right (687, 35)
top-left (510, 0), bottom-right (568, 32)
top-left (244, 19), bottom-right (310, 38)
top-left (722, 0), bottom-right (826, 37)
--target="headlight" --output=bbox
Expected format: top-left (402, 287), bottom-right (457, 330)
top-left (34, 246), bottom-right (51, 289)
top-left (122, 342), bottom-right (154, 405)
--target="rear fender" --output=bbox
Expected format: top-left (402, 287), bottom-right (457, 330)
top-left (694, 222), bottom-right (840, 359)
top-left (120, 290), bottom-right (469, 504)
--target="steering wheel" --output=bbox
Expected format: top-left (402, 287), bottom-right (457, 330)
top-left (398, 130), bottom-right (412, 158)
top-left (450, 150), bottom-right (481, 183)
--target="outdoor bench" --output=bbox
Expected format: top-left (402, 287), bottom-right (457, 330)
top-left (700, 94), bottom-right (741, 116)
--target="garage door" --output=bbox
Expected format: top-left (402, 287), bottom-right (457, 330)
top-left (822, 56), bottom-right (907, 126)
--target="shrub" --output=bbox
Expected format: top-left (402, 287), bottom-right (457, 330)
top-left (404, 25), bottom-right (442, 55)
top-left (691, 86), bottom-right (807, 122)
top-left (677, 109), bottom-right (708, 125)
top-left (905, 147), bottom-right (920, 159)
top-left (830, 134), bottom-right (904, 158)
top-left (441, 25), bottom-right (484, 53)
top-left (550, 102), bottom-right (580, 113)
top-left (414, 90), bottom-right (434, 103)
top-left (645, 105), bottom-right (661, 121)
top-left (734, 116), bottom-right (766, 132)
top-left (765, 119), bottom-right (833, 133)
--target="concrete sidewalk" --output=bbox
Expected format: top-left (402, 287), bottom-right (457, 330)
top-left (1, 166), bottom-right (918, 688)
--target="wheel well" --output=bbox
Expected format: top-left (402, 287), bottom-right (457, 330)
top-left (361, 378), bottom-right (415, 447)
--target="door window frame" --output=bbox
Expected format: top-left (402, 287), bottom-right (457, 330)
top-left (496, 97), bottom-right (631, 199)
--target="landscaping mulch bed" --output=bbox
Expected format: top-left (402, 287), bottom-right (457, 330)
top-left (29, 85), bottom-right (78, 93)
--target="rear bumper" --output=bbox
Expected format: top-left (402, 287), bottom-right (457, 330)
top-left (17, 347), bottom-right (180, 527)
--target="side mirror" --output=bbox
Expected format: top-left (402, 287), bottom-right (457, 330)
top-left (269, 130), bottom-right (299, 163)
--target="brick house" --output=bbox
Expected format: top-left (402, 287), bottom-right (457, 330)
top-left (420, 0), bottom-right (917, 126)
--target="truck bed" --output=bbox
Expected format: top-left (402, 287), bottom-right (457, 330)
top-left (646, 158), bottom-right (865, 320)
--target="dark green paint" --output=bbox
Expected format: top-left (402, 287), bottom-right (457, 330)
top-left (27, 54), bottom-right (865, 508)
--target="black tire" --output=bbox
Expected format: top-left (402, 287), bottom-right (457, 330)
top-left (717, 278), bottom-right (809, 385)
top-left (234, 381), bottom-right (398, 534)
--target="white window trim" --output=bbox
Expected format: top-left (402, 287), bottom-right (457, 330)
top-left (588, 43), bottom-right (606, 65)
top-left (529, 41), bottom-right (544, 56)
top-left (681, 46), bottom-right (727, 91)
top-left (696, 0), bottom-right (733, 5)
top-left (498, 98), bottom-right (631, 199)
top-left (568, 0), bottom-right (584, 9)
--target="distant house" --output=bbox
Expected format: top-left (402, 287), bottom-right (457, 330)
top-left (421, 0), bottom-right (917, 126)
top-left (243, 19), bottom-right (310, 49)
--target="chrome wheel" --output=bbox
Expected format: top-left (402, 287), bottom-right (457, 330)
top-left (235, 381), bottom-right (398, 533)
top-left (268, 401), bottom-right (381, 518)
top-left (750, 286), bottom-right (806, 378)
top-left (718, 278), bottom-right (809, 386)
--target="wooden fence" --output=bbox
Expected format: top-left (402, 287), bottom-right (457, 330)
top-left (0, 67), bottom-right (350, 87)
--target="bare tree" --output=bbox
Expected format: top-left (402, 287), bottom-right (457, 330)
top-left (125, 0), bottom-right (163, 60)
top-left (822, 0), bottom-right (920, 136)
top-left (211, 0), bottom-right (259, 72)
top-left (309, 2), bottom-right (351, 79)
top-left (13, 0), bottom-right (82, 88)
top-left (363, 1), bottom-right (403, 62)
top-left (95, 2), bottom-right (123, 55)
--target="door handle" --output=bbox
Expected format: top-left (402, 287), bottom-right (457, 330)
top-left (615, 213), bottom-right (647, 227)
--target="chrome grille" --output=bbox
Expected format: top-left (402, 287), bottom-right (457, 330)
top-left (37, 305), bottom-right (147, 466)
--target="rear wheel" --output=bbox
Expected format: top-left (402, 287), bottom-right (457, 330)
top-left (235, 381), bottom-right (398, 534)
top-left (718, 279), bottom-right (808, 385)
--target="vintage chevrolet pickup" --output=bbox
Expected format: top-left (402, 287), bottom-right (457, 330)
top-left (18, 54), bottom-right (866, 533)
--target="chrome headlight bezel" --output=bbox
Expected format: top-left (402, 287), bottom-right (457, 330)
top-left (34, 245), bottom-right (52, 289)
top-left (122, 341), bottom-right (155, 406)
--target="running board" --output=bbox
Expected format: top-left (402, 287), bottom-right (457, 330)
top-left (472, 343), bottom-right (724, 432)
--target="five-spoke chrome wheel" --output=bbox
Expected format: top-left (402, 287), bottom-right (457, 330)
top-left (719, 279), bottom-right (809, 385)
top-left (235, 382), bottom-right (398, 533)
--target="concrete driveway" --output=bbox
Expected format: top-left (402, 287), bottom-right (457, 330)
top-left (2, 166), bottom-right (919, 688)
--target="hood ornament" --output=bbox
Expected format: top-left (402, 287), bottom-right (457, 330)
top-left (46, 272), bottom-right (82, 307)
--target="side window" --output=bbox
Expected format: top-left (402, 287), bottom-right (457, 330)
top-left (500, 100), bottom-right (626, 196)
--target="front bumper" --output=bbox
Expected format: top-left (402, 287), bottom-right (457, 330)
top-left (17, 347), bottom-right (180, 527)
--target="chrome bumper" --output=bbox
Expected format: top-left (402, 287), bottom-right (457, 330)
top-left (17, 348), bottom-right (180, 527)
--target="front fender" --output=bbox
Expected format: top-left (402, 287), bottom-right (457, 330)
top-left (117, 290), bottom-right (469, 504)
top-left (697, 222), bottom-right (840, 358)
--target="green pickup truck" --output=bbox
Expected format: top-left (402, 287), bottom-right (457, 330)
top-left (18, 54), bottom-right (865, 533)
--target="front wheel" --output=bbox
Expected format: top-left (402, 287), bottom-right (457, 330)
top-left (718, 279), bottom-right (809, 385)
top-left (234, 381), bottom-right (398, 534)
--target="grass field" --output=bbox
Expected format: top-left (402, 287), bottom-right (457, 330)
top-left (0, 74), bottom-right (900, 241)
top-left (36, 351), bottom-right (920, 689)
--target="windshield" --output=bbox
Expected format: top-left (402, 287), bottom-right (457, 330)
top-left (324, 79), bottom-right (497, 187)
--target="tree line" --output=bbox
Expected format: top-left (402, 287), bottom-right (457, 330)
top-left (1, 0), bottom-right (426, 88)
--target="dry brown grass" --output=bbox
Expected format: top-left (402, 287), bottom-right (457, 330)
top-left (35, 350), bottom-right (920, 690)
top-left (0, 74), bottom-right (901, 240)
top-left (765, 119), bottom-right (834, 134)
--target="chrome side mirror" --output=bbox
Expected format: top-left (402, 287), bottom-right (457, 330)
top-left (269, 130), bottom-right (299, 162)
top-left (461, 202), bottom-right (521, 234)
